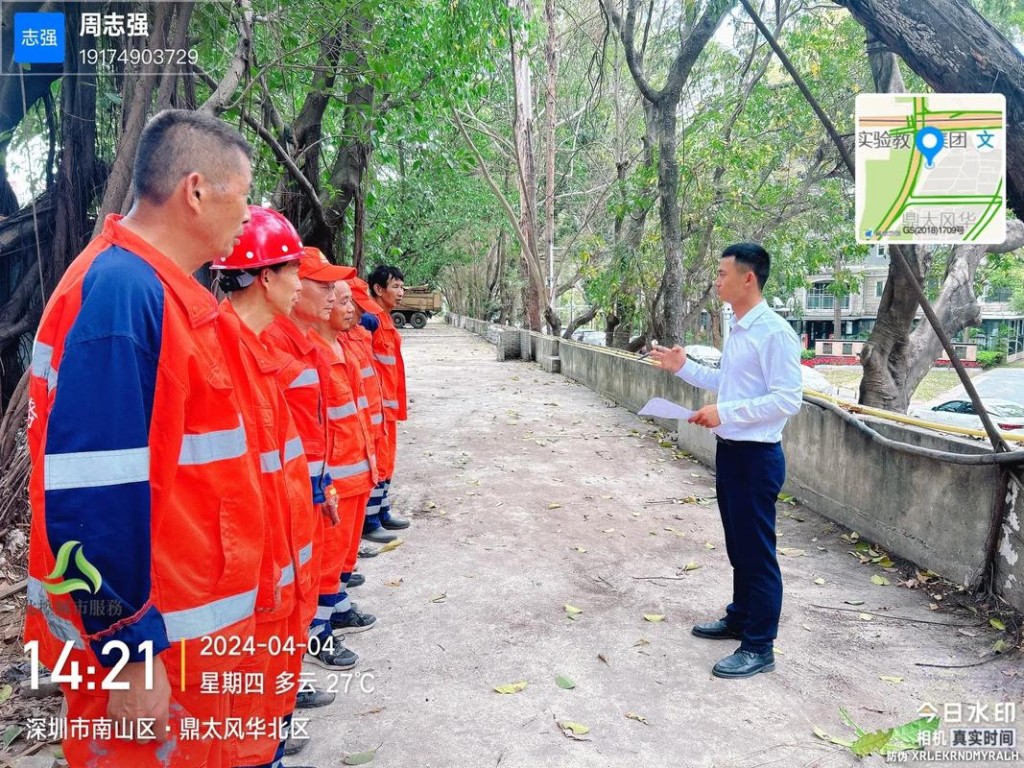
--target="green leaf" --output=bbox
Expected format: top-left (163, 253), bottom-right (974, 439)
top-left (564, 604), bottom-right (583, 616)
top-left (555, 675), bottom-right (575, 690)
top-left (879, 675), bottom-right (903, 684)
top-left (812, 725), bottom-right (852, 747)
top-left (850, 728), bottom-right (894, 756)
top-left (887, 717), bottom-right (939, 751)
top-left (558, 720), bottom-right (590, 736)
top-left (343, 750), bottom-right (376, 765)
top-left (990, 617), bottom-right (1006, 631)
top-left (643, 614), bottom-right (665, 622)
top-left (871, 574), bottom-right (890, 586)
top-left (493, 681), bottom-right (528, 694)
top-left (2, 725), bottom-right (23, 749)
top-left (0, 684), bottom-right (11, 704)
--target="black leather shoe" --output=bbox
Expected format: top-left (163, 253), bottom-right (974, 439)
top-left (691, 620), bottom-right (743, 640)
top-left (380, 514), bottom-right (410, 530)
top-left (712, 649), bottom-right (775, 679)
top-left (294, 688), bottom-right (336, 709)
top-left (347, 573), bottom-right (365, 588)
top-left (358, 545), bottom-right (379, 558)
top-left (283, 736), bottom-right (309, 755)
top-left (362, 527), bottom-right (397, 544)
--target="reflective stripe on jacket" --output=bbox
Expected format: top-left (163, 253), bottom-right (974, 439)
top-left (309, 332), bottom-right (376, 498)
top-left (366, 305), bottom-right (407, 422)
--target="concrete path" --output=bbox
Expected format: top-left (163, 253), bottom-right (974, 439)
top-left (298, 321), bottom-right (1018, 768)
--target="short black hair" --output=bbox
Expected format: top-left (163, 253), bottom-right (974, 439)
top-left (368, 264), bottom-right (405, 296)
top-left (721, 242), bottom-right (770, 290)
top-left (217, 262), bottom-right (291, 293)
top-left (133, 109), bottom-right (252, 204)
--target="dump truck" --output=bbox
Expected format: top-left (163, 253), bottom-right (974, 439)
top-left (392, 285), bottom-right (442, 329)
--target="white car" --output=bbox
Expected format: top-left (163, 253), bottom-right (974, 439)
top-left (908, 398), bottom-right (1024, 435)
top-left (685, 345), bottom-right (723, 368)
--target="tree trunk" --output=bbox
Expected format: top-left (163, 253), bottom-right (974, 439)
top-left (655, 101), bottom-right (685, 345)
top-left (509, 0), bottom-right (545, 331)
top-left (542, 0), bottom-right (561, 336)
top-left (601, 0), bottom-right (734, 346)
top-left (859, 35), bottom-right (928, 411)
top-left (901, 220), bottom-right (1024, 400)
top-left (836, 0), bottom-right (1024, 221)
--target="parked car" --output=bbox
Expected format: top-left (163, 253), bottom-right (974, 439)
top-left (685, 345), bottom-right (723, 368)
top-left (908, 398), bottom-right (1024, 435)
top-left (572, 330), bottom-right (607, 347)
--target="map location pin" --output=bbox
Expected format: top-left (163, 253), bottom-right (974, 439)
top-left (915, 126), bottom-right (944, 168)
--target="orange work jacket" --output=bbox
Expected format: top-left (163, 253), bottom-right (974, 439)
top-left (25, 215), bottom-right (263, 682)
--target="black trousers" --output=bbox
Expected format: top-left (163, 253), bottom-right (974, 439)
top-left (715, 437), bottom-right (786, 653)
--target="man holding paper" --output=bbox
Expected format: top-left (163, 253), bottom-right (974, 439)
top-left (649, 242), bottom-right (802, 679)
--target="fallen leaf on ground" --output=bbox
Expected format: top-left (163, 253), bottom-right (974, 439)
top-left (343, 750), bottom-right (376, 765)
top-left (573, 547), bottom-right (587, 553)
top-left (871, 574), bottom-right (890, 586)
top-left (555, 675), bottom-right (575, 690)
top-left (597, 653), bottom-right (609, 665)
top-left (429, 593), bottom-right (446, 603)
top-left (558, 721), bottom-right (590, 738)
top-left (779, 547), bottom-right (805, 557)
top-left (704, 542), bottom-right (716, 550)
top-left (548, 503), bottom-right (563, 509)
top-left (993, 638), bottom-right (1010, 654)
top-left (813, 577), bottom-right (826, 585)
top-left (377, 538), bottom-right (403, 554)
top-left (2, 725), bottom-right (24, 749)
top-left (879, 675), bottom-right (903, 684)
top-left (858, 613), bottom-right (874, 621)
top-left (625, 712), bottom-right (650, 725)
top-left (990, 618), bottom-right (1006, 631)
top-left (643, 614), bottom-right (665, 623)
top-left (602, 528), bottom-right (615, 533)
top-left (493, 681), bottom-right (528, 694)
top-left (682, 561), bottom-right (701, 572)
top-left (564, 604), bottom-right (583, 616)
top-left (845, 599), bottom-right (865, 606)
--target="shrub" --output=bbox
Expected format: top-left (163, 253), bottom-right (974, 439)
top-left (976, 350), bottom-right (1005, 368)
top-left (801, 349), bottom-right (816, 361)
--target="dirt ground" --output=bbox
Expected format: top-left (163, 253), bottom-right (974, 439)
top-left (0, 320), bottom-right (1018, 767)
top-left (297, 320), bottom-right (1020, 768)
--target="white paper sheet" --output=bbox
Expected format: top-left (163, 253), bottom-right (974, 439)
top-left (638, 398), bottom-right (694, 421)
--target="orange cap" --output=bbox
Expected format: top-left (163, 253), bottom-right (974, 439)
top-left (298, 247), bottom-right (357, 282)
top-left (347, 276), bottom-right (380, 314)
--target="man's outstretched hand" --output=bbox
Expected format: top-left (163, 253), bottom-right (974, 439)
top-left (648, 342), bottom-right (686, 374)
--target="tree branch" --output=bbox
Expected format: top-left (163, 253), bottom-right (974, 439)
top-left (199, 0), bottom-right (253, 115)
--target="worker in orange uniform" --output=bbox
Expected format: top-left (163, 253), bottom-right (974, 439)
top-left (295, 250), bottom-right (378, 664)
top-left (24, 110), bottom-right (262, 767)
top-left (324, 278), bottom-right (382, 613)
top-left (356, 265), bottom-right (411, 541)
top-left (211, 207), bottom-right (320, 768)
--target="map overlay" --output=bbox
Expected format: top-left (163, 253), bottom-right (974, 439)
top-left (856, 94), bottom-right (1006, 245)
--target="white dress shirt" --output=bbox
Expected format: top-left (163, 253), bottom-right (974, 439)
top-left (676, 300), bottom-right (803, 443)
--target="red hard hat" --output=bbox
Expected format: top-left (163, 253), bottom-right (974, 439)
top-left (211, 206), bottom-right (303, 270)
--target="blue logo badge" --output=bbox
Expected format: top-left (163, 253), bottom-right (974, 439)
top-left (14, 12), bottom-right (66, 65)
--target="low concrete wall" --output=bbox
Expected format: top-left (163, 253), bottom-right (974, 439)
top-left (447, 314), bottom-right (1024, 611)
